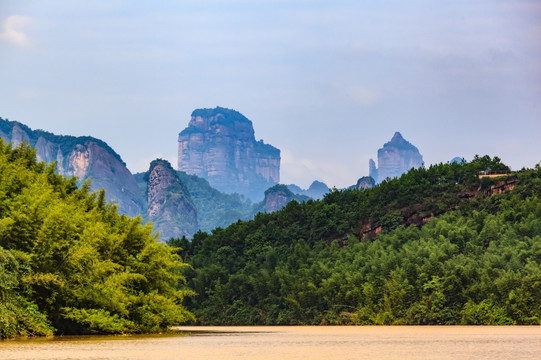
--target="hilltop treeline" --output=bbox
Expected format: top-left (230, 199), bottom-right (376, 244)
top-left (177, 156), bottom-right (541, 325)
top-left (0, 140), bottom-right (193, 338)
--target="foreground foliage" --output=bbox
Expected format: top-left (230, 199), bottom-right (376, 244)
top-left (178, 157), bottom-right (541, 325)
top-left (0, 140), bottom-right (193, 338)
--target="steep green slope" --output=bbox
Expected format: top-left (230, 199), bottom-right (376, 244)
top-left (0, 140), bottom-right (193, 338)
top-left (178, 156), bottom-right (541, 325)
top-left (175, 170), bottom-right (257, 232)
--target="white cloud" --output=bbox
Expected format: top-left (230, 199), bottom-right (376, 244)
top-left (0, 15), bottom-right (32, 47)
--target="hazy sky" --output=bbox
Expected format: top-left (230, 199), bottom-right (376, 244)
top-left (1, 1), bottom-right (539, 188)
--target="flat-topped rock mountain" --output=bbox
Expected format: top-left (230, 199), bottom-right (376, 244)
top-left (369, 132), bottom-right (424, 183)
top-left (177, 107), bottom-right (280, 200)
top-left (0, 117), bottom-right (144, 216)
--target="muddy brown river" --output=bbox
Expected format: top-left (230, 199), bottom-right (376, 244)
top-left (1, 326), bottom-right (540, 359)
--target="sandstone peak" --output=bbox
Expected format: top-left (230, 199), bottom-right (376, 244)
top-left (146, 159), bottom-right (197, 240)
top-left (391, 131), bottom-right (404, 141)
top-left (369, 132), bottom-right (424, 183)
top-left (181, 107), bottom-right (256, 140)
top-left (178, 107), bottom-right (280, 200)
top-left (385, 131), bottom-right (420, 152)
top-left (189, 107), bottom-right (252, 126)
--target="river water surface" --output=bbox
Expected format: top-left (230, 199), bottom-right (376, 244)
top-left (1, 326), bottom-right (540, 360)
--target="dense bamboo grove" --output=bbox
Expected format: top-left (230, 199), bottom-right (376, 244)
top-left (177, 157), bottom-right (541, 325)
top-left (2, 136), bottom-right (540, 335)
top-left (0, 140), bottom-right (193, 338)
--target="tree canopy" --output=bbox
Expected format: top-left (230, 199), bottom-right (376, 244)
top-left (178, 156), bottom-right (541, 325)
top-left (0, 140), bottom-right (193, 338)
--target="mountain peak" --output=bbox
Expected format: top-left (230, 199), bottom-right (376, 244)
top-left (383, 131), bottom-right (419, 152)
top-left (371, 132), bottom-right (424, 183)
top-left (178, 107), bottom-right (280, 200)
top-left (391, 131), bottom-right (404, 142)
top-left (189, 107), bottom-right (252, 128)
top-left (147, 158), bottom-right (197, 240)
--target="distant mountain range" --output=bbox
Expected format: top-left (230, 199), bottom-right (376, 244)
top-left (133, 160), bottom-right (329, 238)
top-left (0, 114), bottom-right (327, 240)
top-left (287, 181), bottom-right (330, 200)
top-left (0, 114), bottom-right (429, 241)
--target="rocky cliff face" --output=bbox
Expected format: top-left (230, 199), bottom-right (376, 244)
top-left (262, 184), bottom-right (310, 213)
top-left (146, 160), bottom-right (198, 240)
top-left (0, 117), bottom-right (144, 217)
top-left (354, 176), bottom-right (375, 190)
top-left (369, 132), bottom-right (424, 183)
top-left (178, 107), bottom-right (280, 200)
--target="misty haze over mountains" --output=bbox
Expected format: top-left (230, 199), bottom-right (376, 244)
top-left (1, 108), bottom-right (428, 240)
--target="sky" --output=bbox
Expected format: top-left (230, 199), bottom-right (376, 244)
top-left (1, 1), bottom-right (540, 189)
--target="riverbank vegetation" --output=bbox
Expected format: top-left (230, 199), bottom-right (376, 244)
top-left (178, 156), bottom-right (541, 325)
top-left (2, 136), bottom-right (539, 336)
top-left (0, 140), bottom-right (193, 338)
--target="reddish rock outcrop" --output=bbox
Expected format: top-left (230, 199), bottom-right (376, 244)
top-left (486, 179), bottom-right (517, 196)
top-left (360, 222), bottom-right (383, 240)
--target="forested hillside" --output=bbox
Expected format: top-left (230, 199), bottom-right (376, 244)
top-left (3, 137), bottom-right (539, 335)
top-left (0, 140), bottom-right (193, 338)
top-left (176, 156), bottom-right (541, 325)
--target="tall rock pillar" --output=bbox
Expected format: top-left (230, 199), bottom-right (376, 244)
top-left (177, 107), bottom-right (280, 200)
